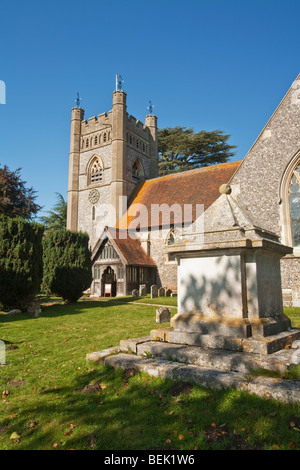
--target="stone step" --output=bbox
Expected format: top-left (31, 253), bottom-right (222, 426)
top-left (150, 327), bottom-right (300, 355)
top-left (103, 352), bottom-right (300, 404)
top-left (136, 341), bottom-right (294, 374)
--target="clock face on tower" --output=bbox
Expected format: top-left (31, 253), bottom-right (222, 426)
top-left (88, 189), bottom-right (100, 204)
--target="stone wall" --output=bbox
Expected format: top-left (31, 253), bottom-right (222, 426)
top-left (147, 228), bottom-right (177, 290)
top-left (77, 145), bottom-right (112, 248)
top-left (230, 75), bottom-right (300, 304)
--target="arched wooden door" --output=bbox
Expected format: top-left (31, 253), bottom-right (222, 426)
top-left (101, 266), bottom-right (117, 297)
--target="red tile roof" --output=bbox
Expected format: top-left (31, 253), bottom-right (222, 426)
top-left (117, 161), bottom-right (241, 229)
top-left (92, 227), bottom-right (156, 267)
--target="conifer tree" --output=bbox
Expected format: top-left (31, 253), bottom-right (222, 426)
top-left (158, 127), bottom-right (236, 175)
top-left (42, 230), bottom-right (92, 303)
top-left (0, 216), bottom-right (44, 310)
top-left (39, 193), bottom-right (67, 232)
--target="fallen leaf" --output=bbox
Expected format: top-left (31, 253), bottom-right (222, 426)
top-left (29, 421), bottom-right (38, 429)
top-left (10, 432), bottom-right (20, 440)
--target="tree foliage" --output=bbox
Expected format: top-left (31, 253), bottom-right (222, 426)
top-left (0, 215), bottom-right (44, 310)
top-left (158, 127), bottom-right (236, 175)
top-left (0, 165), bottom-right (41, 219)
top-left (39, 192), bottom-right (67, 232)
top-left (42, 230), bottom-right (92, 303)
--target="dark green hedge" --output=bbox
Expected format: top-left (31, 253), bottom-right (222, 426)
top-left (42, 230), bottom-right (92, 303)
top-left (0, 215), bottom-right (44, 310)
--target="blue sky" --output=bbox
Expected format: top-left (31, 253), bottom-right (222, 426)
top-left (1, 0), bottom-right (300, 217)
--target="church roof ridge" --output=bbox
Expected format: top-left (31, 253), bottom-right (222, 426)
top-left (147, 160), bottom-right (242, 183)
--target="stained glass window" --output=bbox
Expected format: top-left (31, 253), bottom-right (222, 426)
top-left (289, 164), bottom-right (300, 248)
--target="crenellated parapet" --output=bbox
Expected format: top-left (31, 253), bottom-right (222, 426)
top-left (67, 85), bottom-right (159, 238)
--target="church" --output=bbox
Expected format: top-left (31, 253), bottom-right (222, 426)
top-left (66, 75), bottom-right (300, 307)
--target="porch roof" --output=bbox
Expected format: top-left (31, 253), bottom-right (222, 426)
top-left (92, 227), bottom-right (156, 267)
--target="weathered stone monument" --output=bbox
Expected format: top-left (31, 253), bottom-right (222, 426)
top-left (153, 186), bottom-right (300, 354)
top-left (87, 187), bottom-right (300, 403)
top-left (0, 340), bottom-right (5, 365)
top-left (132, 289), bottom-right (139, 299)
top-left (151, 285), bottom-right (158, 299)
top-left (156, 307), bottom-right (171, 324)
top-left (139, 284), bottom-right (147, 297)
top-left (158, 287), bottom-right (165, 297)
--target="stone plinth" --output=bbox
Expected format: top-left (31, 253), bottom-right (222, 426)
top-left (161, 189), bottom-right (300, 354)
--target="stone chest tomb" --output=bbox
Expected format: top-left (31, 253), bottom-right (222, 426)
top-left (156, 186), bottom-right (300, 355)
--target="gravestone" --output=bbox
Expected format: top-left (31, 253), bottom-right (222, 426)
top-left (158, 287), bottom-right (165, 297)
top-left (0, 340), bottom-right (5, 365)
top-left (27, 300), bottom-right (41, 316)
top-left (165, 289), bottom-right (172, 297)
top-left (156, 307), bottom-right (171, 324)
top-left (132, 289), bottom-right (139, 299)
top-left (151, 285), bottom-right (158, 299)
top-left (139, 284), bottom-right (147, 297)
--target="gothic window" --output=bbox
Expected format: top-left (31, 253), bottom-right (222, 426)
top-left (132, 158), bottom-right (144, 182)
top-left (132, 161), bottom-right (139, 180)
top-left (89, 157), bottom-right (103, 184)
top-left (86, 138), bottom-right (89, 148)
top-left (99, 244), bottom-right (119, 260)
top-left (117, 266), bottom-right (124, 279)
top-left (167, 229), bottom-right (175, 245)
top-left (103, 133), bottom-right (107, 143)
top-left (92, 206), bottom-right (95, 221)
top-left (94, 135), bottom-right (98, 145)
top-left (289, 164), bottom-right (300, 248)
top-left (94, 266), bottom-right (101, 280)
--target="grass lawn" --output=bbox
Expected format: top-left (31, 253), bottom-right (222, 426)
top-left (0, 297), bottom-right (300, 451)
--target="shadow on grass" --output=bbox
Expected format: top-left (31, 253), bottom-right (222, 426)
top-left (1, 365), bottom-right (300, 451)
top-left (0, 297), bottom-right (150, 323)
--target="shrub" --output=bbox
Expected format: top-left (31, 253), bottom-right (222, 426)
top-left (0, 215), bottom-right (44, 310)
top-left (42, 230), bottom-right (92, 303)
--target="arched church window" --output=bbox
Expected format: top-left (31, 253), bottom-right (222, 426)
top-left (289, 163), bottom-right (300, 248)
top-left (89, 157), bottom-right (103, 184)
top-left (94, 135), bottom-right (98, 145)
top-left (132, 161), bottom-right (139, 178)
top-left (86, 138), bottom-right (89, 148)
top-left (132, 158), bottom-right (144, 182)
top-left (167, 229), bottom-right (175, 245)
top-left (103, 133), bottom-right (107, 143)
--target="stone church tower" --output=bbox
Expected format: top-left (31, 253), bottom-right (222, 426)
top-left (67, 88), bottom-right (158, 248)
